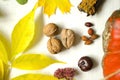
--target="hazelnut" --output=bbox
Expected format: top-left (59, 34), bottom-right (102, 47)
top-left (78, 56), bottom-right (93, 71)
top-left (61, 29), bottom-right (75, 49)
top-left (43, 23), bottom-right (58, 37)
top-left (47, 38), bottom-right (62, 54)
top-left (88, 28), bottom-right (94, 35)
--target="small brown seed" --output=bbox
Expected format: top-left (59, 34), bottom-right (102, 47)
top-left (88, 28), bottom-right (94, 35)
top-left (85, 22), bottom-right (93, 27)
top-left (85, 40), bottom-right (93, 45)
top-left (81, 36), bottom-right (89, 41)
top-left (90, 34), bottom-right (99, 40)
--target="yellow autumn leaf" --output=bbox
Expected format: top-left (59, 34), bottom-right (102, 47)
top-left (12, 74), bottom-right (58, 80)
top-left (38, 0), bottom-right (72, 16)
top-left (0, 59), bottom-right (4, 80)
top-left (0, 34), bottom-right (9, 64)
top-left (12, 54), bottom-right (65, 70)
top-left (11, 3), bottom-right (38, 59)
top-left (56, 0), bottom-right (72, 13)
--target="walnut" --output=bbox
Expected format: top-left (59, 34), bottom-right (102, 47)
top-left (47, 38), bottom-right (62, 54)
top-left (61, 29), bottom-right (75, 49)
top-left (43, 23), bottom-right (58, 37)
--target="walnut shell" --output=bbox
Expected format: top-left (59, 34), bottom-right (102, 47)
top-left (61, 29), bottom-right (75, 49)
top-left (47, 38), bottom-right (62, 54)
top-left (43, 23), bottom-right (58, 37)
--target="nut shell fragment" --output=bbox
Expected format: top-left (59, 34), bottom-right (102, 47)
top-left (61, 29), bottom-right (75, 49)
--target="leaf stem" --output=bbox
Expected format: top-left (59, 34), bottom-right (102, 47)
top-left (4, 62), bottom-right (11, 80)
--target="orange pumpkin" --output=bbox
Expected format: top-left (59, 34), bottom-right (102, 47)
top-left (103, 10), bottom-right (120, 80)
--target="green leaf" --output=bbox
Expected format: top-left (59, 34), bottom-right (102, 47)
top-left (12, 74), bottom-right (58, 80)
top-left (12, 54), bottom-right (65, 70)
top-left (16, 0), bottom-right (28, 5)
top-left (0, 34), bottom-right (9, 64)
top-left (11, 3), bottom-right (38, 59)
top-left (0, 59), bottom-right (4, 80)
